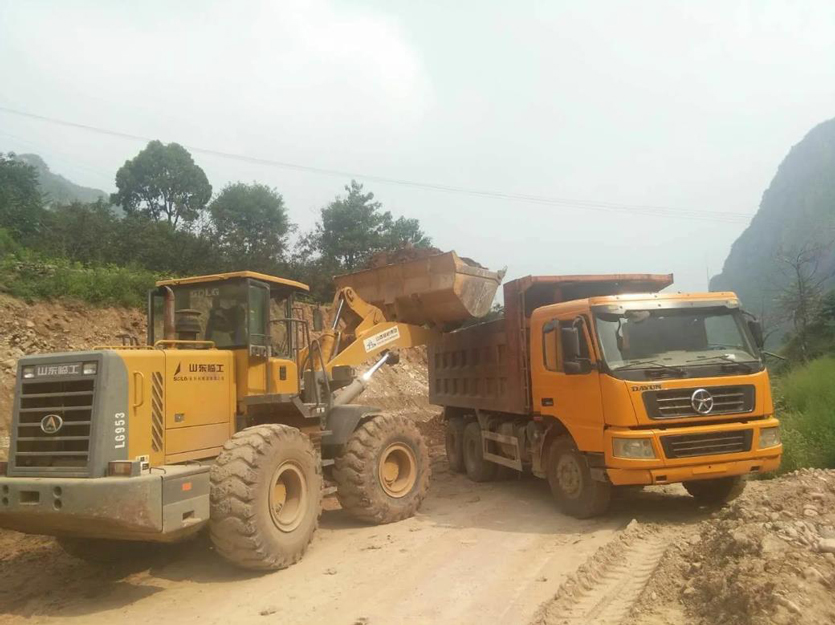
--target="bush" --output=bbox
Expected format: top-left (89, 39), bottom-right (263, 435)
top-left (772, 356), bottom-right (835, 473)
top-left (0, 254), bottom-right (157, 308)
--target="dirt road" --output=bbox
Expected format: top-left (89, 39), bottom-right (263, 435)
top-left (0, 449), bottom-right (713, 625)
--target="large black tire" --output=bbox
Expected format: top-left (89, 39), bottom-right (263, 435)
top-left (683, 476), bottom-right (746, 504)
top-left (547, 436), bottom-right (611, 518)
top-left (462, 422), bottom-right (498, 482)
top-left (57, 537), bottom-right (153, 564)
top-left (333, 414), bottom-right (430, 524)
top-left (209, 424), bottom-right (322, 571)
top-left (445, 417), bottom-right (466, 473)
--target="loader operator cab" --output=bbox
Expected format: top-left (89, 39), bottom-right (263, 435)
top-left (147, 272), bottom-right (309, 361)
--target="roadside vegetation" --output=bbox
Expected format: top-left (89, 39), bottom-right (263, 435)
top-left (0, 145), bottom-right (432, 307)
top-left (772, 356), bottom-right (835, 474)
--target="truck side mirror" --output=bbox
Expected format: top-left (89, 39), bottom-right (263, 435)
top-left (313, 308), bottom-right (324, 332)
top-left (747, 318), bottom-right (764, 349)
top-left (561, 326), bottom-right (580, 361)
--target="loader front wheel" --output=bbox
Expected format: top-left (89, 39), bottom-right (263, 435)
top-left (209, 424), bottom-right (322, 571)
top-left (333, 414), bottom-right (430, 524)
top-left (444, 417), bottom-right (466, 473)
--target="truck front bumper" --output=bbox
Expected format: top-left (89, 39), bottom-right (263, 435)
top-left (603, 417), bottom-right (782, 486)
top-left (0, 465), bottom-right (210, 542)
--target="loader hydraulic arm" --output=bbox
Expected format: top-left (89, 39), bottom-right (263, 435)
top-left (304, 286), bottom-right (438, 373)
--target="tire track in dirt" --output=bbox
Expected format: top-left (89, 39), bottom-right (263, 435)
top-left (532, 523), bottom-right (672, 625)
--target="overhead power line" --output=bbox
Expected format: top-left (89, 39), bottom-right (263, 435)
top-left (0, 104), bottom-right (754, 224)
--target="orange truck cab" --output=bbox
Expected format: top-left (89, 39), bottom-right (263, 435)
top-left (432, 274), bottom-right (781, 518)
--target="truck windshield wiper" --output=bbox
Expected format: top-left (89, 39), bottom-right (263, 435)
top-left (614, 360), bottom-right (686, 375)
top-left (684, 355), bottom-right (757, 372)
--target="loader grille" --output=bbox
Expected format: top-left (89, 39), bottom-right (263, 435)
top-left (12, 377), bottom-right (96, 476)
top-left (643, 385), bottom-right (755, 419)
top-left (660, 429), bottom-right (752, 459)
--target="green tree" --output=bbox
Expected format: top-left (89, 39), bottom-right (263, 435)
top-left (209, 182), bottom-right (292, 272)
top-left (111, 141), bottom-right (212, 228)
top-left (304, 180), bottom-right (432, 272)
top-left (40, 199), bottom-right (120, 264)
top-left (0, 153), bottom-right (44, 242)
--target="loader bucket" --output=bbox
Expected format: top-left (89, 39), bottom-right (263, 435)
top-left (334, 251), bottom-right (503, 328)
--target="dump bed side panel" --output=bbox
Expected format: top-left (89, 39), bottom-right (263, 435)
top-left (428, 317), bottom-right (529, 416)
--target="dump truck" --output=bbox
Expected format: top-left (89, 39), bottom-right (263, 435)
top-left (0, 254), bottom-right (502, 569)
top-left (435, 274), bottom-right (782, 517)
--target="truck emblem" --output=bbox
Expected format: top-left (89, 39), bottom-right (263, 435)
top-left (690, 389), bottom-right (714, 414)
top-left (40, 414), bottom-right (64, 434)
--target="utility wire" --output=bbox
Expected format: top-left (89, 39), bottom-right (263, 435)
top-left (0, 104), bottom-right (754, 224)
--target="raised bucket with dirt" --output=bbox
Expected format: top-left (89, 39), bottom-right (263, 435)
top-left (333, 251), bottom-right (503, 329)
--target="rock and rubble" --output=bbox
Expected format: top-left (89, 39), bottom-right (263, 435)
top-left (631, 470), bottom-right (835, 625)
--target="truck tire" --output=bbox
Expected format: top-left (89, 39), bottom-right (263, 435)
top-left (209, 424), bottom-right (322, 571)
top-left (333, 414), bottom-right (430, 524)
top-left (57, 537), bottom-right (153, 564)
top-left (547, 436), bottom-right (611, 518)
top-left (462, 422), bottom-right (498, 482)
top-left (683, 476), bottom-right (745, 504)
top-left (445, 417), bottom-right (466, 473)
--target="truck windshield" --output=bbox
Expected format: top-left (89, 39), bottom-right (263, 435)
top-left (594, 307), bottom-right (760, 372)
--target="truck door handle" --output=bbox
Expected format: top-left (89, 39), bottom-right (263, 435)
top-left (541, 398), bottom-right (554, 406)
top-left (133, 371), bottom-right (145, 409)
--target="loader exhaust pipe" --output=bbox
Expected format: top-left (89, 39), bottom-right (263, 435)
top-left (163, 286), bottom-right (176, 341)
top-left (331, 351), bottom-right (392, 407)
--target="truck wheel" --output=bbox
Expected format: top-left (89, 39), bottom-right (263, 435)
top-left (445, 417), bottom-right (466, 473)
top-left (57, 537), bottom-right (152, 564)
top-left (333, 414), bottom-right (430, 524)
top-left (209, 424), bottom-right (322, 571)
top-left (547, 437), bottom-right (611, 518)
top-left (683, 476), bottom-right (745, 504)
top-left (462, 422), bottom-right (498, 482)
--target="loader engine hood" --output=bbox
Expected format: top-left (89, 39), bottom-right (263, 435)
top-left (8, 351), bottom-right (130, 478)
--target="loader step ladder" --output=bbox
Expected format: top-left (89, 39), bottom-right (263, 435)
top-left (482, 431), bottom-right (523, 471)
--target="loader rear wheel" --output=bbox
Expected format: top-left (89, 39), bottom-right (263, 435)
top-left (333, 414), bottom-right (430, 524)
top-left (462, 422), bottom-right (498, 482)
top-left (683, 476), bottom-right (745, 504)
top-left (547, 436), bottom-right (611, 519)
top-left (444, 417), bottom-right (466, 473)
top-left (209, 424), bottom-right (322, 571)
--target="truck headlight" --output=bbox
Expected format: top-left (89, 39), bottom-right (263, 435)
top-left (758, 426), bottom-right (781, 449)
top-left (613, 437), bottom-right (657, 459)
top-left (82, 362), bottom-right (98, 375)
top-left (21, 365), bottom-right (34, 379)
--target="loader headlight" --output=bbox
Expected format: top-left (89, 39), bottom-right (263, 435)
top-left (82, 362), bottom-right (98, 375)
top-left (758, 426), bottom-right (781, 449)
top-left (21, 365), bottom-right (34, 379)
top-left (613, 437), bottom-right (657, 459)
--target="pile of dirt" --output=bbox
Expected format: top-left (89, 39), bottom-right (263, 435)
top-left (634, 470), bottom-right (835, 625)
top-left (367, 245), bottom-right (443, 268)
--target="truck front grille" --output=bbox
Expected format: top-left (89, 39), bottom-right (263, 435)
top-left (13, 378), bottom-right (95, 475)
top-left (660, 429), bottom-right (752, 459)
top-left (643, 385), bottom-right (755, 419)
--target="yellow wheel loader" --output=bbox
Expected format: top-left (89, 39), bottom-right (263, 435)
top-left (0, 253), bottom-right (501, 570)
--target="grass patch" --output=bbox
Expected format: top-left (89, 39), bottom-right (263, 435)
top-left (0, 254), bottom-right (158, 308)
top-left (773, 356), bottom-right (835, 474)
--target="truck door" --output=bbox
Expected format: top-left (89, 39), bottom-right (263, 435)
top-left (534, 315), bottom-right (605, 453)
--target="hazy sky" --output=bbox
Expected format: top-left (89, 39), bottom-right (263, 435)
top-left (1, 0), bottom-right (834, 294)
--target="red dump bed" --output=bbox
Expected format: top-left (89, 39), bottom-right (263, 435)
top-left (428, 273), bottom-right (673, 415)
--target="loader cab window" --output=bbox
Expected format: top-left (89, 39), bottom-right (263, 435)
top-left (269, 290), bottom-right (294, 359)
